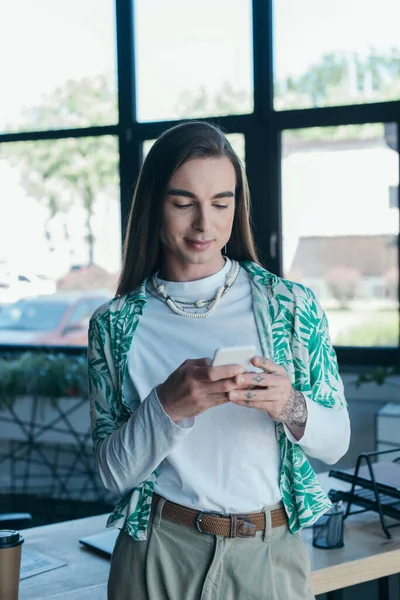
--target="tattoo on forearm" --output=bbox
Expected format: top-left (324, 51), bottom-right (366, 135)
top-left (279, 389), bottom-right (308, 427)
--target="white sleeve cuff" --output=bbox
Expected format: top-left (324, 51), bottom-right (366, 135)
top-left (151, 387), bottom-right (195, 432)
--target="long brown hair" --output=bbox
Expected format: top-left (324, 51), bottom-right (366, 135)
top-left (117, 121), bottom-right (260, 296)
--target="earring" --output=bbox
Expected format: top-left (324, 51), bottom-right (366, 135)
top-left (223, 245), bottom-right (227, 255)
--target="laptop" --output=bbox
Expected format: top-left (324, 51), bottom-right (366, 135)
top-left (79, 528), bottom-right (119, 558)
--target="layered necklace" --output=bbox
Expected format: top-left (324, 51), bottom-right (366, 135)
top-left (151, 260), bottom-right (240, 319)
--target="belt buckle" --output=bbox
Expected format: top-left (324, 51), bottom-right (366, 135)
top-left (195, 511), bottom-right (225, 535)
top-left (195, 511), bottom-right (257, 538)
top-left (231, 514), bottom-right (257, 538)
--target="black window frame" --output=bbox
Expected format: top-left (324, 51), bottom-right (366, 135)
top-left (0, 0), bottom-right (399, 366)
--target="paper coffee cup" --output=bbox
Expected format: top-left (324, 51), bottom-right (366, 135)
top-left (0, 530), bottom-right (24, 600)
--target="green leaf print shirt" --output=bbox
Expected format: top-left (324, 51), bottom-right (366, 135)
top-left (88, 262), bottom-right (349, 541)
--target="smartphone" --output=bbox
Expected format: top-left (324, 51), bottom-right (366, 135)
top-left (212, 345), bottom-right (257, 371)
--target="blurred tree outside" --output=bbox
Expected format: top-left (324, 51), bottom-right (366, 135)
top-left (1, 48), bottom-right (399, 271)
top-left (174, 48), bottom-right (400, 143)
top-left (0, 75), bottom-right (118, 266)
top-left (325, 266), bottom-right (362, 309)
top-left (174, 81), bottom-right (250, 118)
top-left (274, 48), bottom-right (400, 110)
top-left (277, 49), bottom-right (400, 143)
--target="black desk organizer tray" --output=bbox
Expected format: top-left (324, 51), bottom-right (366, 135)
top-left (328, 447), bottom-right (400, 539)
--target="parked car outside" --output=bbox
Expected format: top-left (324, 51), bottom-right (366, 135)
top-left (0, 292), bottom-right (109, 346)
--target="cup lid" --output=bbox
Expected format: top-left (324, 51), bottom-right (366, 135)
top-left (0, 530), bottom-right (24, 548)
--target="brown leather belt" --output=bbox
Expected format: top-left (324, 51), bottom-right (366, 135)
top-left (152, 493), bottom-right (287, 538)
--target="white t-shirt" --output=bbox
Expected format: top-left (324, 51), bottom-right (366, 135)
top-left (126, 259), bottom-right (282, 512)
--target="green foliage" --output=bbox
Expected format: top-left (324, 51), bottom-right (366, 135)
top-left (284, 123), bottom-right (385, 143)
top-left (175, 48), bottom-right (399, 143)
top-left (275, 48), bottom-right (400, 110)
top-left (355, 364), bottom-right (400, 388)
top-left (0, 352), bottom-right (88, 408)
top-left (335, 311), bottom-right (398, 347)
top-left (342, 311), bottom-right (400, 389)
top-left (284, 52), bottom-right (348, 106)
top-left (10, 74), bottom-right (117, 131)
top-left (174, 81), bottom-right (251, 118)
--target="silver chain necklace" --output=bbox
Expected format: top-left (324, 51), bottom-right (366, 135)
top-left (151, 260), bottom-right (240, 319)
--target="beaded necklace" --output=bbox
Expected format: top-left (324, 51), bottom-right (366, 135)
top-left (151, 260), bottom-right (239, 319)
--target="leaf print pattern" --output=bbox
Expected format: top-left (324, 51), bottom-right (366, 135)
top-left (241, 261), bottom-right (346, 530)
top-left (87, 263), bottom-right (347, 540)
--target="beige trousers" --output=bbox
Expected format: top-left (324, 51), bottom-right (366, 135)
top-left (108, 497), bottom-right (315, 600)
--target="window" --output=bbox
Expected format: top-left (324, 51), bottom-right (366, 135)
top-left (273, 0), bottom-right (400, 110)
top-left (281, 123), bottom-right (399, 347)
top-left (0, 0), bottom-right (118, 133)
top-left (143, 133), bottom-right (246, 164)
top-left (0, 136), bottom-right (120, 345)
top-left (1, 1), bottom-right (399, 361)
top-left (134, 0), bottom-right (253, 121)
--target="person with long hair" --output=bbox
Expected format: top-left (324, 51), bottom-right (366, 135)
top-left (88, 121), bottom-right (350, 600)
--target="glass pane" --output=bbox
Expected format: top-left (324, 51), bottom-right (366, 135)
top-left (0, 0), bottom-right (117, 133)
top-left (227, 134), bottom-right (246, 165)
top-left (281, 123), bottom-right (399, 347)
top-left (135, 0), bottom-right (253, 121)
top-left (273, 0), bottom-right (400, 110)
top-left (0, 136), bottom-right (121, 346)
top-left (143, 133), bottom-right (245, 164)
